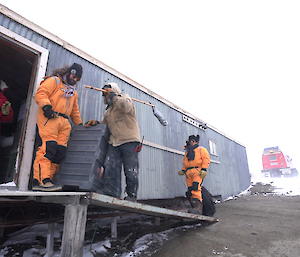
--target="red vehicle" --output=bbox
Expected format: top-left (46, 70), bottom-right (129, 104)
top-left (261, 146), bottom-right (298, 177)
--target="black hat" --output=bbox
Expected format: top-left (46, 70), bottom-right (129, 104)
top-left (188, 135), bottom-right (199, 143)
top-left (67, 63), bottom-right (83, 79)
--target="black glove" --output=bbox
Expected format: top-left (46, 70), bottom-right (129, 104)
top-left (42, 105), bottom-right (55, 118)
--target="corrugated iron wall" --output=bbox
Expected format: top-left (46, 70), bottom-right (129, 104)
top-left (0, 10), bottom-right (250, 200)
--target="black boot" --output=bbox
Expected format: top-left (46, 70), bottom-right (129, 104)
top-left (124, 193), bottom-right (137, 202)
top-left (188, 198), bottom-right (203, 214)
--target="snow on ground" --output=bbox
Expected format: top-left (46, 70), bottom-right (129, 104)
top-left (0, 223), bottom-right (201, 257)
top-left (1, 176), bottom-right (300, 257)
top-left (252, 175), bottom-right (300, 196)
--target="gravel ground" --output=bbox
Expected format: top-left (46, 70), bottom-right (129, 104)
top-left (152, 183), bottom-right (300, 257)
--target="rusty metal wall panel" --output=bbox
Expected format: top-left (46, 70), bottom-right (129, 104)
top-left (0, 12), bottom-right (251, 200)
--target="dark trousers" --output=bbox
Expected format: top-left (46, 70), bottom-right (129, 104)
top-left (102, 142), bottom-right (139, 198)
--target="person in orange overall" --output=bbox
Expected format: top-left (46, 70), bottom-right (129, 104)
top-left (32, 63), bottom-right (83, 191)
top-left (179, 135), bottom-right (210, 214)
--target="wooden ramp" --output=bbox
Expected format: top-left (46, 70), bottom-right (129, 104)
top-left (0, 190), bottom-right (87, 197)
top-left (0, 189), bottom-right (217, 222)
top-left (90, 192), bottom-right (218, 222)
top-left (0, 189), bottom-right (217, 257)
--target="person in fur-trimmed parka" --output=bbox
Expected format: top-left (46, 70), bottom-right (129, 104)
top-left (85, 82), bottom-right (141, 201)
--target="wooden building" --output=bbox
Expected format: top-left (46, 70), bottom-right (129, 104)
top-left (0, 4), bottom-right (250, 256)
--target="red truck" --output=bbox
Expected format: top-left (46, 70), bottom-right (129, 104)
top-left (261, 146), bottom-right (298, 178)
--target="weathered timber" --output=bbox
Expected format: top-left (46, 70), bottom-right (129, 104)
top-left (60, 197), bottom-right (88, 257)
top-left (0, 190), bottom-right (217, 257)
top-left (89, 192), bottom-right (218, 222)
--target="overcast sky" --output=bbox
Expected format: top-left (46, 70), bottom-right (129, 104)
top-left (1, 0), bottom-right (300, 177)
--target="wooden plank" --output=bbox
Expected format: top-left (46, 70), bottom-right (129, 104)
top-left (89, 193), bottom-right (217, 222)
top-left (0, 190), bottom-right (217, 222)
top-left (0, 190), bottom-right (87, 196)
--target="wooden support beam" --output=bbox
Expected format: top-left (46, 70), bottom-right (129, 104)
top-left (46, 223), bottom-right (54, 257)
top-left (154, 217), bottom-right (161, 226)
top-left (0, 217), bottom-right (3, 237)
top-left (111, 217), bottom-right (117, 239)
top-left (60, 200), bottom-right (88, 257)
top-left (90, 193), bottom-right (218, 222)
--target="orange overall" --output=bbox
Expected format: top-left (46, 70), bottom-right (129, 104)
top-left (33, 76), bottom-right (82, 183)
top-left (182, 144), bottom-right (210, 202)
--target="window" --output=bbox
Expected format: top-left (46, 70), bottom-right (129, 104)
top-left (269, 155), bottom-right (277, 161)
top-left (209, 140), bottom-right (218, 156)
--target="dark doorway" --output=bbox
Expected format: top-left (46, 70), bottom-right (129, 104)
top-left (0, 35), bottom-right (37, 183)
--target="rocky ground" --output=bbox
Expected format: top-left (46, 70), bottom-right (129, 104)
top-left (1, 181), bottom-right (300, 256)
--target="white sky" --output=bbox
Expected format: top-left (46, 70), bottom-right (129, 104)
top-left (1, 0), bottom-right (300, 177)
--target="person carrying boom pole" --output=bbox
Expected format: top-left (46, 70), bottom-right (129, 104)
top-left (85, 82), bottom-right (141, 202)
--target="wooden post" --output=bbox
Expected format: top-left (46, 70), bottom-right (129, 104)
top-left (111, 217), bottom-right (117, 238)
top-left (46, 223), bottom-right (54, 257)
top-left (60, 202), bottom-right (88, 257)
top-left (0, 217), bottom-right (3, 237)
top-left (154, 217), bottom-right (161, 226)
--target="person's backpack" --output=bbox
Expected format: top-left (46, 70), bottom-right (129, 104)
top-left (202, 186), bottom-right (216, 217)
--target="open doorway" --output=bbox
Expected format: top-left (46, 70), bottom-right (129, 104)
top-left (0, 35), bottom-right (37, 183)
top-left (0, 27), bottom-right (48, 190)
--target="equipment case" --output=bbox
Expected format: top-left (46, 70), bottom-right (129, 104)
top-left (54, 124), bottom-right (109, 192)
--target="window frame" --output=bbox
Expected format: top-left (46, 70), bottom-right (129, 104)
top-left (209, 139), bottom-right (218, 156)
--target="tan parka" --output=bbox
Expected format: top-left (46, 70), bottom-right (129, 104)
top-left (100, 93), bottom-right (141, 146)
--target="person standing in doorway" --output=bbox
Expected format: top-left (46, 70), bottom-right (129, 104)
top-left (84, 82), bottom-right (141, 201)
top-left (32, 63), bottom-right (83, 191)
top-left (0, 80), bottom-right (14, 140)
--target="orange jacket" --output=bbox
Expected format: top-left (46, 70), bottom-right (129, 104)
top-left (182, 145), bottom-right (210, 171)
top-left (35, 76), bottom-right (82, 125)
